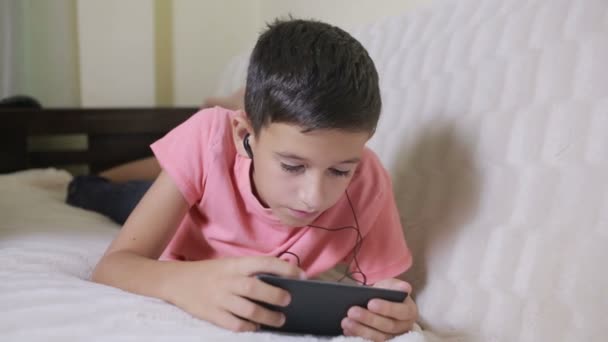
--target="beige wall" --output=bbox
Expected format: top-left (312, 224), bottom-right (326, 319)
top-left (172, 0), bottom-right (430, 105)
top-left (172, 0), bottom-right (260, 106)
top-left (7, 0), bottom-right (430, 107)
top-left (1, 0), bottom-right (80, 107)
top-left (259, 0), bottom-right (431, 30)
top-left (0, 0), bottom-right (23, 99)
top-left (77, 0), bottom-right (156, 107)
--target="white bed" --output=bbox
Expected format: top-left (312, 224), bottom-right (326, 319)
top-left (0, 169), bottom-right (434, 342)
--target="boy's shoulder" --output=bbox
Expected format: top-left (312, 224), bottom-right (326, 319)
top-left (189, 105), bottom-right (237, 132)
top-left (354, 147), bottom-right (391, 186)
top-left (347, 147), bottom-right (393, 206)
top-left (187, 106), bottom-right (239, 150)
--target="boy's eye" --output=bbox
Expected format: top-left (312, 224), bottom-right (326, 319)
top-left (281, 163), bottom-right (304, 173)
top-left (280, 163), bottom-right (351, 177)
top-left (330, 168), bottom-right (351, 177)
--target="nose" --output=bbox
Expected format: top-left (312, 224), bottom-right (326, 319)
top-left (299, 172), bottom-right (326, 211)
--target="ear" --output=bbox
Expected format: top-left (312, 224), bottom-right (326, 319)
top-left (231, 111), bottom-right (254, 158)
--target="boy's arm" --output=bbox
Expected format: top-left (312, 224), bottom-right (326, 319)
top-left (98, 157), bottom-right (161, 183)
top-left (91, 171), bottom-right (304, 332)
top-left (92, 170), bottom-right (188, 300)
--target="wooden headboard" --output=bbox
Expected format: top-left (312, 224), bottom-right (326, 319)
top-left (0, 107), bottom-right (198, 174)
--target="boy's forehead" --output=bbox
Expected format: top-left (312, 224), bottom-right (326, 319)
top-left (259, 122), bottom-right (370, 137)
top-left (257, 122), bottom-right (369, 159)
top-left (258, 122), bottom-right (366, 140)
top-left (260, 122), bottom-right (311, 135)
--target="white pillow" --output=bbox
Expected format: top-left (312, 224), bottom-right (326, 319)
top-left (212, 1), bottom-right (608, 339)
top-left (351, 0), bottom-right (608, 341)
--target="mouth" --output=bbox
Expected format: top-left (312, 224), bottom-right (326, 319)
top-left (287, 208), bottom-right (319, 219)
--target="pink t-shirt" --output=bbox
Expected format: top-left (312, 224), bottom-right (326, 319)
top-left (151, 107), bottom-right (412, 284)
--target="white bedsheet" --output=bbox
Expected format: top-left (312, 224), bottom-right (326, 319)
top-left (0, 169), bottom-right (440, 341)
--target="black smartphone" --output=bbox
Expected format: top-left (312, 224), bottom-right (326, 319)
top-left (254, 274), bottom-right (408, 336)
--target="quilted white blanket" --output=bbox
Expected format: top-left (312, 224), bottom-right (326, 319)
top-left (0, 170), bottom-right (441, 341)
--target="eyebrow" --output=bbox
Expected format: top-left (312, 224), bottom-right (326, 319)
top-left (275, 152), bottom-right (360, 164)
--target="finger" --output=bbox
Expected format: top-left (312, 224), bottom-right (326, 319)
top-left (230, 276), bottom-right (292, 307)
top-left (207, 309), bottom-right (259, 332)
top-left (347, 306), bottom-right (411, 335)
top-left (368, 295), bottom-right (418, 322)
top-left (342, 317), bottom-right (393, 342)
top-left (237, 256), bottom-right (306, 279)
top-left (225, 295), bottom-right (286, 328)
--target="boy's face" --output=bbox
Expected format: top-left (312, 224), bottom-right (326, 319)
top-left (250, 123), bottom-right (370, 227)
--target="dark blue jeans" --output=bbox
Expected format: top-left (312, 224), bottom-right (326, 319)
top-left (66, 175), bottom-right (153, 225)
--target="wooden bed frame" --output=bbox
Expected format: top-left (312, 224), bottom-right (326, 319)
top-left (0, 107), bottom-right (198, 174)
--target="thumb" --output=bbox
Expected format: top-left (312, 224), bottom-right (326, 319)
top-left (373, 278), bottom-right (412, 293)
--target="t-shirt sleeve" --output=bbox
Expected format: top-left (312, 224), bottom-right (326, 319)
top-left (150, 108), bottom-right (215, 206)
top-left (344, 151), bottom-right (413, 285)
top-left (352, 188), bottom-right (413, 285)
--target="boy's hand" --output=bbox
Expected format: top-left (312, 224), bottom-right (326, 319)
top-left (342, 279), bottom-right (418, 341)
top-left (167, 256), bottom-right (305, 332)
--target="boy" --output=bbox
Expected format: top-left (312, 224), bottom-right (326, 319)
top-left (92, 19), bottom-right (418, 341)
